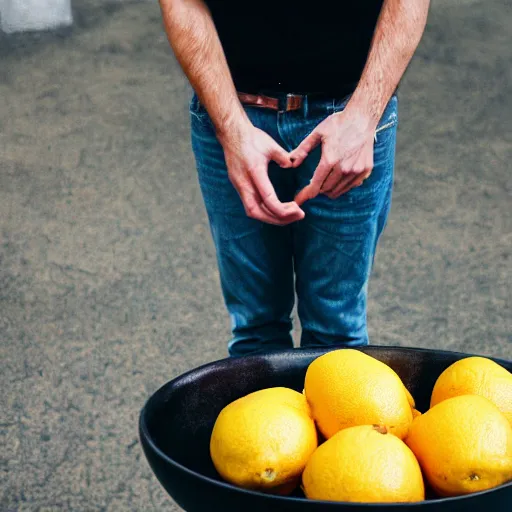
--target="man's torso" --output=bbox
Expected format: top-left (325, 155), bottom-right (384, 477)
top-left (204, 0), bottom-right (385, 96)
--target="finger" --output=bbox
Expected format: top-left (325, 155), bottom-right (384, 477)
top-left (289, 130), bottom-right (322, 168)
top-left (251, 166), bottom-right (304, 219)
top-left (323, 169), bottom-right (355, 195)
top-left (326, 155), bottom-right (372, 197)
top-left (268, 142), bottom-right (293, 169)
top-left (294, 156), bottom-right (333, 206)
top-left (241, 190), bottom-right (288, 225)
top-left (328, 173), bottom-right (366, 199)
top-left (261, 202), bottom-right (304, 224)
top-left (233, 178), bottom-right (286, 225)
top-left (261, 201), bottom-right (305, 221)
top-left (321, 165), bottom-right (348, 193)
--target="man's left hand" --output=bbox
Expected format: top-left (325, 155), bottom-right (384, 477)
top-left (290, 108), bottom-right (377, 206)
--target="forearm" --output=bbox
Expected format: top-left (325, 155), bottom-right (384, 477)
top-left (348, 0), bottom-right (430, 125)
top-left (159, 0), bottom-right (249, 135)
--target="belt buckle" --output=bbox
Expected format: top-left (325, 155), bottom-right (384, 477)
top-left (286, 93), bottom-right (302, 112)
top-left (278, 93), bottom-right (303, 113)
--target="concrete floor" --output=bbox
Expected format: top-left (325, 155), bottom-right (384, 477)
top-left (1, 0), bottom-right (510, 510)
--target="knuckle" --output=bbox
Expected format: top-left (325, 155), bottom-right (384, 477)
top-left (262, 190), bottom-right (275, 201)
top-left (245, 204), bottom-right (259, 218)
top-left (238, 183), bottom-right (251, 197)
top-left (323, 157), bottom-right (335, 168)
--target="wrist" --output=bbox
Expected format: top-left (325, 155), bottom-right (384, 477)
top-left (338, 100), bottom-right (378, 134)
top-left (214, 107), bottom-right (252, 141)
top-left (345, 91), bottom-right (383, 130)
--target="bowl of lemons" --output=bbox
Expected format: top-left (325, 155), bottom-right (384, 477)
top-left (139, 346), bottom-right (512, 511)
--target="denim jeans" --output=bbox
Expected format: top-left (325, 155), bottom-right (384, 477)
top-left (190, 93), bottom-right (398, 357)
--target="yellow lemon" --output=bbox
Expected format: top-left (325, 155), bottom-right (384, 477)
top-left (406, 394), bottom-right (512, 496)
top-left (304, 349), bottom-right (413, 439)
top-left (431, 356), bottom-right (512, 425)
top-left (412, 408), bottom-right (422, 419)
top-left (302, 425), bottom-right (425, 503)
top-left (210, 387), bottom-right (317, 494)
top-left (404, 386), bottom-right (416, 408)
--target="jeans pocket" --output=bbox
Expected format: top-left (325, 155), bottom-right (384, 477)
top-left (331, 95), bottom-right (398, 145)
top-left (308, 221), bottom-right (365, 258)
top-left (189, 94), bottom-right (211, 125)
top-left (374, 96), bottom-right (398, 145)
top-left (199, 171), bottom-right (264, 242)
top-left (211, 212), bottom-right (263, 242)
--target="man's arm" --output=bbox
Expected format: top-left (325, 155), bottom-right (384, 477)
top-left (159, 0), bottom-right (303, 224)
top-left (291, 0), bottom-right (430, 204)
top-left (159, 0), bottom-right (245, 136)
top-left (349, 0), bottom-right (430, 126)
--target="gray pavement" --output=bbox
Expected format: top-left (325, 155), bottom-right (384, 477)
top-left (1, 0), bottom-right (511, 510)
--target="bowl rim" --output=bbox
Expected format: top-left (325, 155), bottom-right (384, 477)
top-left (139, 344), bottom-right (512, 508)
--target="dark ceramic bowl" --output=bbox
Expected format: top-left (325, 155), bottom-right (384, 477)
top-left (139, 346), bottom-right (512, 511)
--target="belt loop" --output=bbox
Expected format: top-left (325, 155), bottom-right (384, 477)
top-left (278, 94), bottom-right (287, 113)
top-left (303, 94), bottom-right (309, 118)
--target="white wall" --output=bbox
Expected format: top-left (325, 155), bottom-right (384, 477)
top-left (0, 0), bottom-right (155, 33)
top-left (0, 0), bottom-right (73, 33)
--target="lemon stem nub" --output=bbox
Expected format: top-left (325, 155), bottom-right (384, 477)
top-left (373, 425), bottom-right (388, 435)
top-left (263, 468), bottom-right (276, 481)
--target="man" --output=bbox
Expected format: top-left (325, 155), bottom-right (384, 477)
top-left (159, 0), bottom-right (430, 357)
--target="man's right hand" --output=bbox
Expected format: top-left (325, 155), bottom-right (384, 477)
top-left (218, 122), bottom-right (305, 226)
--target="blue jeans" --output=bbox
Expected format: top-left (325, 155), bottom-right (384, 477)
top-left (190, 93), bottom-right (398, 357)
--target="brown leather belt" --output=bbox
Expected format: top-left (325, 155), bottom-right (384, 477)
top-left (237, 92), bottom-right (304, 112)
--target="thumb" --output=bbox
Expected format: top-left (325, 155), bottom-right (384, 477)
top-left (289, 129), bottom-right (322, 168)
top-left (268, 141), bottom-right (293, 168)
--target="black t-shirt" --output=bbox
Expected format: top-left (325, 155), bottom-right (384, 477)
top-left (204, 1), bottom-right (384, 96)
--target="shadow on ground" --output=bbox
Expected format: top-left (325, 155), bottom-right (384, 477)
top-left (0, 0), bottom-right (510, 510)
